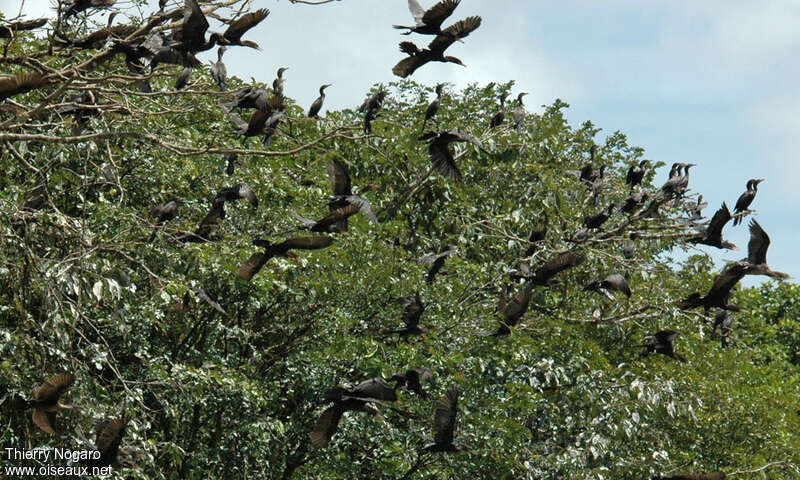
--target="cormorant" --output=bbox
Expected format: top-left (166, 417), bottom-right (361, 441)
top-left (148, 200), bottom-right (178, 242)
top-left (675, 263), bottom-right (747, 312)
top-left (0, 18), bottom-right (48, 38)
top-left (383, 293), bottom-right (426, 337)
top-left (62, 0), bottom-right (115, 19)
top-left (210, 47), bottom-right (227, 91)
top-left (421, 83), bottom-right (444, 132)
top-left (625, 159), bottom-right (648, 190)
top-left (423, 389), bottom-right (465, 452)
top-left (687, 194), bottom-right (707, 219)
top-left (584, 273), bottom-right (631, 299)
top-left (174, 67), bottom-right (192, 90)
top-left (511, 252), bottom-right (585, 286)
top-left (86, 415), bottom-right (127, 468)
top-left (640, 330), bottom-right (686, 362)
top-left (479, 281), bottom-right (533, 336)
top-left (237, 237), bottom-right (334, 281)
top-left (732, 178), bottom-right (763, 225)
top-left (512, 92), bottom-right (527, 132)
top-left (308, 84), bottom-right (331, 118)
top-left (712, 310), bottom-right (733, 347)
top-left (362, 89), bottom-right (386, 133)
top-left (27, 373), bottom-right (76, 435)
top-left (390, 367), bottom-right (435, 398)
top-left (392, 16), bottom-right (482, 78)
top-left (326, 159), bottom-right (378, 231)
top-left (419, 128), bottom-right (483, 181)
top-left (216, 183), bottom-right (258, 208)
top-left (416, 245), bottom-right (457, 283)
top-left (688, 202), bottom-right (736, 250)
top-left (272, 67), bottom-right (288, 96)
top-left (0, 73), bottom-right (47, 101)
top-left (218, 8), bottom-right (269, 49)
top-left (489, 91), bottom-right (508, 128)
top-left (178, 197), bottom-right (225, 243)
top-left (739, 219), bottom-right (790, 278)
top-left (393, 0), bottom-right (461, 36)
top-left (583, 203), bottom-right (615, 229)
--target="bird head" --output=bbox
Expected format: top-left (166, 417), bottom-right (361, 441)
top-left (445, 56), bottom-right (466, 67)
top-left (276, 66), bottom-right (289, 77)
top-left (320, 84), bottom-right (332, 93)
top-left (639, 159), bottom-right (649, 167)
top-left (517, 92), bottom-right (528, 102)
top-left (434, 83), bottom-right (444, 95)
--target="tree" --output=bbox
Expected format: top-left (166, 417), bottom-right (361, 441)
top-left (1, 3), bottom-right (798, 480)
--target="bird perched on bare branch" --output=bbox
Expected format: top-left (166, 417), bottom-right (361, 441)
top-left (393, 0), bottom-right (461, 36)
top-left (54, 13), bottom-right (136, 49)
top-left (735, 219), bottom-right (790, 279)
top-left (25, 373), bottom-right (76, 435)
top-left (625, 159), bottom-right (648, 191)
top-left (390, 367), bottom-right (435, 398)
top-left (237, 237), bottom-right (334, 281)
top-left (640, 330), bottom-right (686, 362)
top-left (308, 84), bottom-right (331, 118)
top-left (416, 245), bottom-right (457, 283)
top-left (512, 92), bottom-right (527, 132)
top-left (311, 377), bottom-right (402, 448)
top-left (383, 292), bottom-right (426, 337)
top-left (392, 16), bottom-right (482, 78)
top-left (217, 8), bottom-right (269, 49)
top-left (419, 129), bottom-right (483, 182)
top-left (0, 73), bottom-right (47, 101)
top-left (675, 263), bottom-right (747, 312)
top-left (688, 202), bottom-right (737, 250)
top-left (423, 389), bottom-right (466, 452)
top-left (148, 199), bottom-right (178, 242)
top-left (732, 178), bottom-right (763, 225)
top-left (686, 194), bottom-right (708, 219)
top-left (584, 273), bottom-right (631, 299)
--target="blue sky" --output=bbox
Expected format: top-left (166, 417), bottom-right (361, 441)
top-left (16, 0), bottom-right (799, 284)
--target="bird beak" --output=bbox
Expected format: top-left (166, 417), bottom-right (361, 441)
top-left (755, 178), bottom-right (765, 184)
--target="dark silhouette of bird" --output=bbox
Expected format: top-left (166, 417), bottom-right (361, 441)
top-left (687, 194), bottom-right (708, 219)
top-left (584, 273), bottom-right (631, 299)
top-left (416, 245), bottom-right (457, 283)
top-left (625, 159), bottom-right (648, 191)
top-left (712, 310), bottom-right (733, 347)
top-left (622, 236), bottom-right (636, 259)
top-left (383, 292), bottom-right (426, 337)
top-left (292, 204), bottom-right (368, 233)
top-left (174, 67), bottom-right (192, 90)
top-left (392, 16), bottom-right (482, 78)
top-left (0, 73), bottom-right (47, 101)
top-left (26, 373), bottom-right (76, 435)
top-left (424, 389), bottom-right (465, 452)
top-left (210, 47), bottom-right (227, 90)
top-left (512, 252), bottom-right (585, 286)
top-left (390, 367), bottom-right (435, 398)
top-left (737, 219), bottom-right (790, 279)
top-left (148, 200), bottom-right (178, 242)
top-left (489, 92), bottom-right (508, 128)
top-left (308, 84), bottom-right (331, 118)
top-left (224, 153), bottom-right (238, 175)
top-left (216, 183), bottom-right (258, 208)
top-left (688, 202), bottom-right (737, 250)
top-left (171, 0), bottom-right (217, 53)
top-left (583, 203), bottom-right (615, 229)
top-left (0, 17), bottom-right (48, 38)
top-left (659, 162), bottom-right (683, 196)
top-left (237, 237), bottom-right (334, 281)
top-left (57, 91), bottom-right (102, 134)
top-left (589, 165), bottom-right (608, 205)
top-left (651, 473), bottom-right (726, 480)
top-left (523, 215), bottom-right (548, 257)
top-left (620, 191), bottom-right (648, 215)
top-left (226, 86), bottom-right (269, 111)
top-left (732, 178), bottom-right (763, 225)
top-left (362, 89), bottom-right (386, 133)
top-left (325, 159), bottom-right (378, 232)
top-left (579, 145), bottom-right (599, 184)
top-left (393, 0), bottom-right (461, 36)
top-left (421, 83), bottom-right (443, 132)
top-left (225, 95), bottom-right (284, 141)
top-left (640, 330), bottom-right (686, 362)
top-left (218, 8), bottom-right (269, 49)
top-left (62, 0), bottom-right (115, 19)
top-left (311, 377), bottom-right (401, 448)
top-left (675, 263), bottom-right (747, 312)
top-left (87, 415), bottom-right (127, 468)
top-left (178, 197), bottom-right (225, 243)
top-left (272, 67), bottom-right (288, 96)
top-left (419, 129), bottom-right (483, 181)
top-left (512, 92), bottom-right (527, 132)
top-left (54, 13), bottom-right (136, 49)
top-left (675, 163), bottom-right (696, 196)
top-left (479, 282), bottom-right (533, 336)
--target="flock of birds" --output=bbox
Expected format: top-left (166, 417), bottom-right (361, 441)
top-left (1, 0), bottom-right (791, 477)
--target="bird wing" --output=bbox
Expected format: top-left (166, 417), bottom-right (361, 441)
top-left (433, 389), bottom-right (459, 446)
top-left (191, 286), bottom-right (226, 315)
top-left (705, 203), bottom-right (732, 240)
top-left (655, 330), bottom-right (679, 345)
top-left (223, 8), bottom-right (269, 42)
top-left (747, 219), bottom-right (769, 265)
top-left (0, 73), bottom-right (47, 101)
top-left (352, 378), bottom-right (397, 401)
top-left (422, 0), bottom-right (461, 28)
top-left (393, 54), bottom-right (426, 78)
top-left (237, 183), bottom-right (258, 207)
top-left (290, 209), bottom-right (318, 228)
top-left (533, 252), bottom-right (584, 283)
top-left (311, 404), bottom-right (345, 448)
top-left (315, 203), bottom-right (360, 229)
top-left (280, 236), bottom-right (334, 251)
top-left (707, 264), bottom-right (747, 299)
top-left (32, 409), bottom-right (57, 434)
top-left (412, 366), bottom-right (435, 385)
top-left (326, 159), bottom-right (352, 196)
top-left (95, 418), bottom-right (126, 460)
top-left (429, 141), bottom-right (461, 181)
top-left (237, 252), bottom-right (271, 281)
top-left (407, 0), bottom-right (426, 24)
top-left (428, 15), bottom-right (481, 52)
top-left (182, 0), bottom-right (209, 42)
top-left (347, 195), bottom-right (378, 223)
top-left (501, 283), bottom-right (533, 325)
top-left (33, 373), bottom-right (75, 403)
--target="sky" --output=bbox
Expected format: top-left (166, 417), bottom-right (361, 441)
top-left (10, 0), bottom-right (800, 285)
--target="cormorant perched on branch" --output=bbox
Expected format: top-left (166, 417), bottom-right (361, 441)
top-left (211, 47), bottom-right (227, 90)
top-left (738, 219), bottom-right (790, 279)
top-left (512, 92), bottom-right (527, 132)
top-left (174, 67), bottom-right (192, 90)
top-left (237, 237), bottom-right (334, 281)
top-left (361, 89), bottom-right (386, 133)
top-left (148, 200), bottom-right (178, 242)
top-left (687, 194), bottom-right (708, 219)
top-left (419, 129), bottom-right (483, 181)
top-left (688, 202), bottom-right (736, 250)
top-left (392, 16), bottom-right (482, 78)
top-left (308, 84), bottom-right (331, 118)
top-left (659, 162), bottom-right (683, 196)
top-left (393, 0), bottom-right (461, 36)
top-left (675, 263), bottom-right (747, 312)
top-left (489, 92), bottom-right (508, 128)
top-left (272, 67), bottom-right (288, 96)
top-left (640, 330), bottom-right (686, 362)
top-left (421, 83), bottom-right (444, 132)
top-left (311, 377), bottom-right (402, 449)
top-left (732, 178), bottom-right (763, 225)
top-left (625, 160), bottom-right (648, 190)
top-left (583, 203), bottom-right (615, 229)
